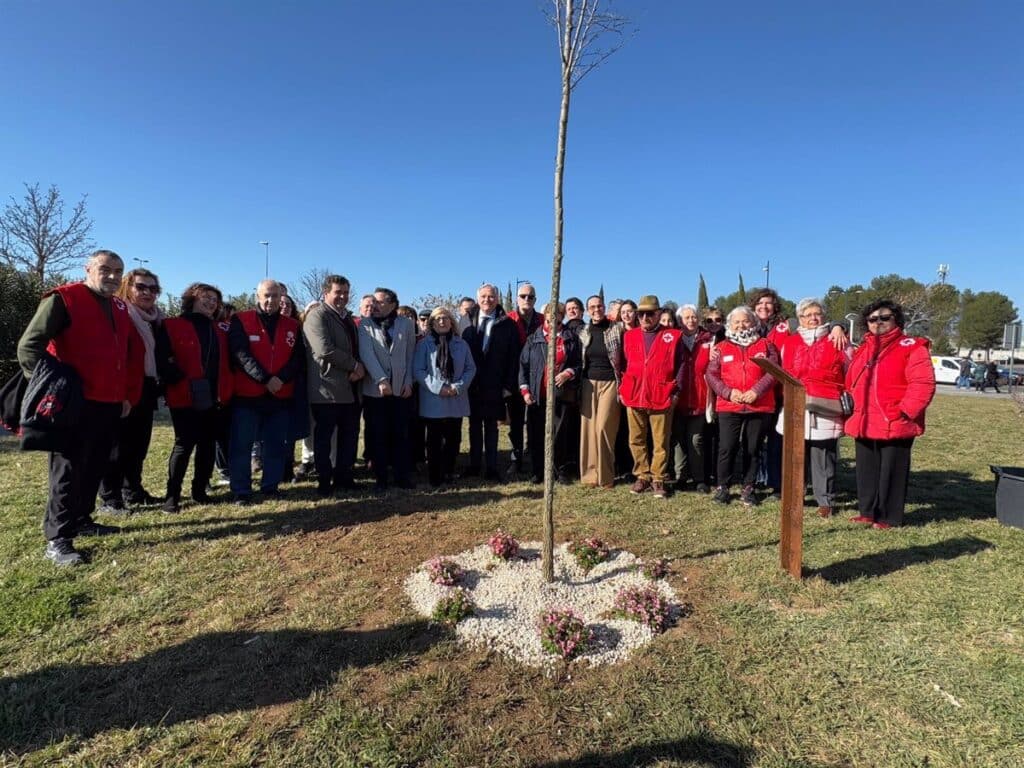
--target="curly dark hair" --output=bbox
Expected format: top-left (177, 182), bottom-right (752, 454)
top-left (860, 298), bottom-right (905, 329)
top-left (748, 288), bottom-right (784, 323)
top-left (181, 283), bottom-right (223, 315)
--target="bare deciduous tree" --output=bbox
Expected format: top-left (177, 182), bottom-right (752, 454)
top-left (413, 292), bottom-right (463, 313)
top-left (542, 0), bottom-right (632, 581)
top-left (0, 183), bottom-right (94, 281)
top-left (293, 267), bottom-right (334, 310)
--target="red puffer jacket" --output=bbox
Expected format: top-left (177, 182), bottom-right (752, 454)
top-left (844, 327), bottom-right (935, 440)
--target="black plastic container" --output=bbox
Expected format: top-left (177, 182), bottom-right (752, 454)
top-left (991, 466), bottom-right (1024, 530)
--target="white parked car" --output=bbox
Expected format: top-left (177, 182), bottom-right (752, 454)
top-left (931, 356), bottom-right (967, 385)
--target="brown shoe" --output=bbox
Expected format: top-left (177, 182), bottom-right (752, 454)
top-left (630, 478), bottom-right (651, 495)
top-left (651, 481), bottom-right (668, 499)
top-left (818, 506), bottom-right (833, 518)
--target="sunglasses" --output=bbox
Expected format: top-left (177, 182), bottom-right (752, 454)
top-left (519, 294), bottom-right (536, 300)
top-left (866, 313), bottom-right (895, 324)
top-left (705, 317), bottom-right (723, 324)
top-left (637, 310), bottom-right (658, 318)
top-left (134, 283), bottom-right (159, 294)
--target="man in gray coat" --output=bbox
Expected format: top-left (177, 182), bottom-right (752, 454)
top-left (358, 287), bottom-right (417, 490)
top-left (303, 275), bottom-right (365, 496)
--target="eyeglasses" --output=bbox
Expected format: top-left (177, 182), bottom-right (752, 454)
top-left (866, 313), bottom-right (895, 324)
top-left (519, 294), bottom-right (536, 300)
top-left (637, 310), bottom-right (658, 318)
top-left (134, 283), bottom-right (159, 294)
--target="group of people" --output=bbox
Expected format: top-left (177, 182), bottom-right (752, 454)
top-left (17, 250), bottom-right (936, 567)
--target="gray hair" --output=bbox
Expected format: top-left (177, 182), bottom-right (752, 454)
top-left (726, 305), bottom-right (756, 326)
top-left (477, 283), bottom-right (498, 297)
top-left (257, 279), bottom-right (281, 294)
top-left (87, 249), bottom-right (122, 266)
top-left (676, 303), bottom-right (698, 319)
top-left (796, 297), bottom-right (825, 319)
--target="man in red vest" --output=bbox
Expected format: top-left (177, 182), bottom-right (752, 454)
top-left (504, 282), bottom-right (543, 476)
top-left (227, 279), bottom-right (304, 504)
top-left (619, 294), bottom-right (685, 499)
top-left (17, 249), bottom-right (144, 566)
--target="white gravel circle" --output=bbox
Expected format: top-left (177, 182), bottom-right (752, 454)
top-left (403, 541), bottom-right (678, 667)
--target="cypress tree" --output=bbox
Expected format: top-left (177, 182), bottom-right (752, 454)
top-left (697, 274), bottom-right (709, 310)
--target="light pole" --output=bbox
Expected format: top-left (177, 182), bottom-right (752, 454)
top-left (845, 312), bottom-right (859, 343)
top-left (762, 261), bottom-right (770, 287)
top-left (937, 263), bottom-right (949, 284)
top-left (133, 257), bottom-right (150, 267)
top-left (259, 241), bottom-right (270, 277)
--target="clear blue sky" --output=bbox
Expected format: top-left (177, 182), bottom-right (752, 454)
top-left (2, 1), bottom-right (1021, 313)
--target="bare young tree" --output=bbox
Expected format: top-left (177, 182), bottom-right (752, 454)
top-left (542, 0), bottom-right (632, 581)
top-left (0, 183), bottom-right (94, 281)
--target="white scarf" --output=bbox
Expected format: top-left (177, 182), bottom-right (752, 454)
top-left (128, 302), bottom-right (162, 378)
top-left (798, 326), bottom-right (830, 346)
top-left (725, 327), bottom-right (760, 347)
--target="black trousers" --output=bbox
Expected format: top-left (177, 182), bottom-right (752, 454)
top-left (364, 395), bottom-right (412, 485)
top-left (167, 407), bottom-right (219, 499)
top-left (717, 412), bottom-right (770, 488)
top-left (100, 376), bottom-right (158, 503)
top-left (468, 411), bottom-right (499, 472)
top-left (855, 437), bottom-right (914, 525)
top-left (505, 393), bottom-right (526, 462)
top-left (214, 405), bottom-right (232, 476)
top-left (526, 399), bottom-right (569, 479)
top-left (425, 417), bottom-right (462, 485)
top-left (311, 402), bottom-right (360, 488)
top-left (46, 401), bottom-right (122, 541)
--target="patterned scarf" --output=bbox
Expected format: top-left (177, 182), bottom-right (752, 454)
top-left (431, 329), bottom-right (455, 382)
top-left (725, 327), bottom-right (760, 347)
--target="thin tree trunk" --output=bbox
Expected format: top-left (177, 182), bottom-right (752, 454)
top-left (543, 0), bottom-right (574, 583)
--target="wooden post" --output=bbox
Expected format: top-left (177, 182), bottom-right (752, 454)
top-left (754, 358), bottom-right (806, 579)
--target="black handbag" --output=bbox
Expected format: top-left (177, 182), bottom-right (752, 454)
top-left (839, 391), bottom-right (855, 417)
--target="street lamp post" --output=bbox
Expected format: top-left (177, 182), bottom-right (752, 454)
top-left (259, 241), bottom-right (270, 277)
top-left (133, 257), bottom-right (150, 267)
top-left (937, 263), bottom-right (949, 284)
top-left (845, 312), bottom-right (859, 343)
top-left (763, 261), bottom-right (770, 287)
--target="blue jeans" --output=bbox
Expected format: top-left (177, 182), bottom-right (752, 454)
top-left (230, 403), bottom-right (290, 496)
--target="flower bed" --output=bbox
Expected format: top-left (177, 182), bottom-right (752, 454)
top-left (404, 539), bottom-right (680, 667)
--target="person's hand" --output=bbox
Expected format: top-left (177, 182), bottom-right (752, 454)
top-left (709, 345), bottom-right (721, 361)
top-left (266, 376), bottom-right (283, 394)
top-left (121, 400), bottom-right (132, 418)
top-left (829, 325), bottom-right (849, 351)
top-left (554, 371), bottom-right (572, 387)
top-left (400, 384), bottom-right (413, 398)
top-left (523, 391), bottom-right (535, 406)
top-left (378, 380), bottom-right (393, 397)
top-left (729, 389), bottom-right (745, 404)
top-left (741, 390), bottom-right (758, 404)
top-left (349, 362), bottom-right (365, 381)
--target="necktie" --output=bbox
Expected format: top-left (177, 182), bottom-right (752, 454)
top-left (481, 316), bottom-right (492, 353)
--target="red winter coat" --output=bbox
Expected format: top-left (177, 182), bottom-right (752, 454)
top-left (675, 330), bottom-right (713, 416)
top-left (620, 327), bottom-right (682, 411)
top-left (47, 282), bottom-right (144, 405)
top-left (163, 317), bottom-right (233, 408)
top-left (705, 337), bottom-right (777, 414)
top-left (844, 327), bottom-right (935, 440)
top-left (778, 332), bottom-right (847, 399)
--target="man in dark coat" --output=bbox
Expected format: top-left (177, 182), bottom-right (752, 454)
top-left (461, 283), bottom-right (519, 481)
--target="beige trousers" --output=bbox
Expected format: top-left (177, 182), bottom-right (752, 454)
top-left (578, 378), bottom-right (620, 487)
top-left (627, 407), bottom-right (673, 482)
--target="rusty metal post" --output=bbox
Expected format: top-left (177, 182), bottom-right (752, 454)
top-left (754, 358), bottom-right (806, 579)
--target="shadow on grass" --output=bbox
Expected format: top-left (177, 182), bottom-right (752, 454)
top-left (808, 536), bottom-right (993, 584)
top-left (533, 736), bottom-right (760, 768)
top-left (0, 619), bottom-right (441, 753)
top-left (837, 459), bottom-right (995, 526)
top-left (118, 486), bottom-right (543, 546)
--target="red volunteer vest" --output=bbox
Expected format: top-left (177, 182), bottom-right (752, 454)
top-left (620, 327), bottom-right (682, 411)
top-left (163, 317), bottom-right (233, 408)
top-left (779, 333), bottom-right (845, 400)
top-left (46, 282), bottom-right (138, 403)
top-left (232, 310), bottom-right (299, 399)
top-left (676, 336), bottom-right (712, 415)
top-left (715, 337), bottom-right (776, 414)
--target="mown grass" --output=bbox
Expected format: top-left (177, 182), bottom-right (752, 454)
top-left (1, 395), bottom-right (1022, 767)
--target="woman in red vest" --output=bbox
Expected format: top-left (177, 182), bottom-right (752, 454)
top-left (844, 299), bottom-right (936, 528)
top-left (705, 305), bottom-right (778, 507)
top-left (156, 283), bottom-right (233, 512)
top-left (777, 298), bottom-right (852, 518)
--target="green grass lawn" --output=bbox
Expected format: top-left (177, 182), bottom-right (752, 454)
top-left (1, 395), bottom-right (1023, 767)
